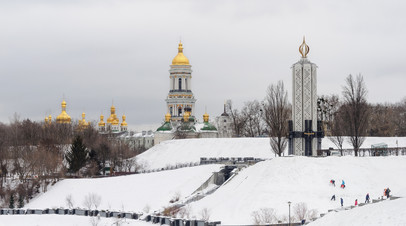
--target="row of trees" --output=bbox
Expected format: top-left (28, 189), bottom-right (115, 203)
top-left (226, 74), bottom-right (406, 156)
top-left (0, 119), bottom-right (141, 207)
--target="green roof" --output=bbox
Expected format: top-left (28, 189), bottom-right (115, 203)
top-left (201, 122), bottom-right (217, 131)
top-left (156, 122), bottom-right (172, 131)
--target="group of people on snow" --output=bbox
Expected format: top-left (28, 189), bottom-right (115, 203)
top-left (329, 179), bottom-right (390, 208)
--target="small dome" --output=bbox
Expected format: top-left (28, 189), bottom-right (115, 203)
top-left (172, 42), bottom-right (190, 65)
top-left (98, 114), bottom-right (105, 127)
top-left (165, 113), bottom-right (171, 122)
top-left (121, 115), bottom-right (128, 127)
top-left (203, 112), bottom-right (209, 122)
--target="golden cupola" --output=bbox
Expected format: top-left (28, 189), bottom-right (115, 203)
top-left (203, 112), bottom-right (209, 123)
top-left (121, 114), bottom-right (128, 127)
top-left (165, 112), bottom-right (171, 122)
top-left (107, 105), bottom-right (119, 125)
top-left (183, 111), bottom-right (190, 122)
top-left (79, 112), bottom-right (89, 127)
top-left (172, 41), bottom-right (190, 65)
top-left (56, 100), bottom-right (72, 124)
top-left (98, 114), bottom-right (105, 127)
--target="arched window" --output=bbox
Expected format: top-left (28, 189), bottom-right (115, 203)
top-left (178, 78), bottom-right (182, 90)
top-left (178, 107), bottom-right (182, 116)
top-left (170, 107), bottom-right (173, 115)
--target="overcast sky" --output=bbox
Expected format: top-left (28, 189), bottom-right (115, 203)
top-left (1, 0), bottom-right (405, 131)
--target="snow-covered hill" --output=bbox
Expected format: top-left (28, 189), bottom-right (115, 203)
top-left (186, 156), bottom-right (406, 224)
top-left (135, 138), bottom-right (273, 170)
top-left (23, 137), bottom-right (406, 225)
top-left (136, 137), bottom-right (406, 170)
top-left (26, 165), bottom-right (222, 212)
top-left (308, 198), bottom-right (406, 226)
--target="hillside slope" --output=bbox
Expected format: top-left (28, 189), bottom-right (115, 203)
top-left (136, 137), bottom-right (406, 170)
top-left (26, 165), bottom-right (222, 212)
top-left (136, 138), bottom-right (273, 170)
top-left (186, 156), bottom-right (406, 224)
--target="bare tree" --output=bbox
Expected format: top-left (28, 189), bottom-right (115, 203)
top-left (226, 100), bottom-right (246, 137)
top-left (325, 96), bottom-right (345, 155)
top-left (342, 74), bottom-right (370, 156)
top-left (251, 208), bottom-right (277, 224)
top-left (263, 81), bottom-right (290, 156)
top-left (199, 208), bottom-right (211, 221)
top-left (241, 100), bottom-right (265, 137)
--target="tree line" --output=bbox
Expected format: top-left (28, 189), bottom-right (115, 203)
top-left (225, 74), bottom-right (406, 156)
top-left (0, 118), bottom-right (141, 208)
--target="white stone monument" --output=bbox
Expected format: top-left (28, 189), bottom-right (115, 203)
top-left (288, 37), bottom-right (323, 156)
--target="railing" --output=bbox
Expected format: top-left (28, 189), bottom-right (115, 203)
top-left (0, 208), bottom-right (221, 226)
top-left (318, 147), bottom-right (406, 156)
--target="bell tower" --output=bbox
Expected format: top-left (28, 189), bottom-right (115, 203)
top-left (165, 42), bottom-right (196, 121)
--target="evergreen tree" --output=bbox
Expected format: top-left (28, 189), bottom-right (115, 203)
top-left (9, 193), bottom-right (15, 209)
top-left (18, 195), bottom-right (24, 208)
top-left (65, 135), bottom-right (88, 174)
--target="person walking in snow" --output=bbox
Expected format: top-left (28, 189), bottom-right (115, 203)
top-left (355, 199), bottom-right (358, 206)
top-left (365, 193), bottom-right (370, 203)
top-left (386, 187), bottom-right (391, 198)
top-left (331, 194), bottom-right (336, 201)
top-left (340, 198), bottom-right (343, 207)
top-left (330, 179), bottom-right (335, 186)
top-left (341, 180), bottom-right (345, 189)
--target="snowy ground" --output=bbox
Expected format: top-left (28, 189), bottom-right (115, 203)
top-left (322, 136), bottom-right (406, 149)
top-left (308, 198), bottom-right (406, 226)
top-left (136, 137), bottom-right (406, 170)
top-left (135, 138), bottom-right (274, 170)
top-left (26, 164), bottom-right (222, 212)
top-left (0, 215), bottom-right (152, 226)
top-left (185, 156), bottom-right (406, 225)
top-left (16, 137), bottom-right (406, 225)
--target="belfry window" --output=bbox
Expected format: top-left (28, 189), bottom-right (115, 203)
top-left (178, 107), bottom-right (182, 116)
top-left (178, 78), bottom-right (182, 90)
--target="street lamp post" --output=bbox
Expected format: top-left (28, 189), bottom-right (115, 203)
top-left (288, 201), bottom-right (291, 226)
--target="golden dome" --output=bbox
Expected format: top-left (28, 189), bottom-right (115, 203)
top-left (183, 112), bottom-right (190, 122)
top-left (56, 100), bottom-right (71, 124)
top-left (172, 41), bottom-right (190, 65)
top-left (203, 112), bottom-right (209, 122)
top-left (121, 115), bottom-right (128, 127)
top-left (45, 116), bottom-right (48, 123)
top-left (98, 114), bottom-right (105, 127)
top-left (165, 112), bottom-right (171, 122)
top-left (79, 112), bottom-right (89, 127)
top-left (107, 105), bottom-right (119, 125)
top-left (299, 36), bottom-right (310, 58)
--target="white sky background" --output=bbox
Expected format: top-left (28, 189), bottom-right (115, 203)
top-left (0, 0), bottom-right (405, 131)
